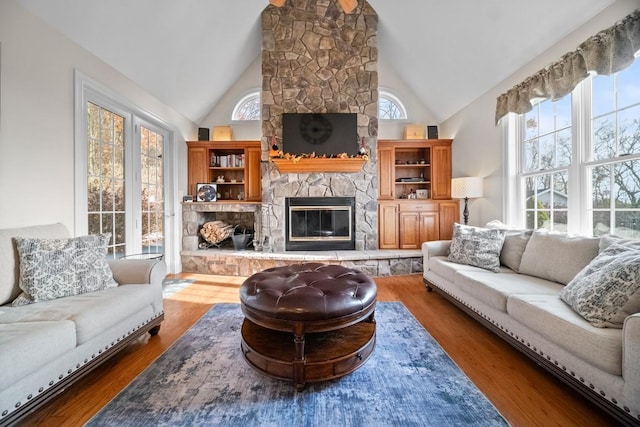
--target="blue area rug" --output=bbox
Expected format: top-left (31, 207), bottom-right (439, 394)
top-left (88, 302), bottom-right (508, 426)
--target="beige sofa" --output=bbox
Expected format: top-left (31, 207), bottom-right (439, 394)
top-left (422, 227), bottom-right (640, 426)
top-left (0, 224), bottom-right (166, 425)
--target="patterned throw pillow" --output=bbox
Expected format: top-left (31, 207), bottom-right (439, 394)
top-left (12, 234), bottom-right (117, 306)
top-left (560, 243), bottom-right (640, 328)
top-left (447, 223), bottom-right (507, 273)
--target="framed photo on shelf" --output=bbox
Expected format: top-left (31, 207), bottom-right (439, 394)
top-left (196, 183), bottom-right (217, 202)
top-left (416, 189), bottom-right (429, 199)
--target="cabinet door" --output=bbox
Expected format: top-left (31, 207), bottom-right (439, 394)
top-left (188, 146), bottom-right (209, 196)
top-left (419, 212), bottom-right (440, 243)
top-left (438, 201), bottom-right (459, 240)
top-left (378, 202), bottom-right (399, 249)
top-left (431, 145), bottom-right (452, 200)
top-left (378, 145), bottom-right (394, 199)
top-left (245, 146), bottom-right (262, 201)
top-left (399, 212), bottom-right (420, 249)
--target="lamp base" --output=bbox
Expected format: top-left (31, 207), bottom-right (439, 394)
top-left (463, 197), bottom-right (469, 225)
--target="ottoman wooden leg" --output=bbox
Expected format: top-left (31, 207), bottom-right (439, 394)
top-left (293, 323), bottom-right (306, 390)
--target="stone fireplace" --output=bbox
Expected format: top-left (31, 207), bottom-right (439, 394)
top-left (285, 196), bottom-right (355, 250)
top-left (259, 0), bottom-right (379, 251)
top-left (180, 1), bottom-right (425, 277)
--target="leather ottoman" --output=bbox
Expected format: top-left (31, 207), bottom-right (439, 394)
top-left (239, 263), bottom-right (377, 389)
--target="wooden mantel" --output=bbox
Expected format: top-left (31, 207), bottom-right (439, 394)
top-left (270, 157), bottom-right (366, 173)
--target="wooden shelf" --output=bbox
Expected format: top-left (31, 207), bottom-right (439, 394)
top-left (271, 157), bottom-right (366, 173)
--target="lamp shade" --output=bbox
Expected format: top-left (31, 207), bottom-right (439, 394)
top-left (451, 177), bottom-right (484, 199)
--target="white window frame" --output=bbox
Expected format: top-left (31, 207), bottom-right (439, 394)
top-left (379, 89), bottom-right (408, 121)
top-left (505, 66), bottom-right (640, 237)
top-left (231, 90), bottom-right (261, 121)
top-left (74, 70), bottom-right (179, 272)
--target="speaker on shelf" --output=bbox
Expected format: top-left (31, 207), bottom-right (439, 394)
top-left (427, 125), bottom-right (439, 139)
top-left (198, 127), bottom-right (210, 141)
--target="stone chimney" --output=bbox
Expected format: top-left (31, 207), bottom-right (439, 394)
top-left (260, 0), bottom-right (379, 251)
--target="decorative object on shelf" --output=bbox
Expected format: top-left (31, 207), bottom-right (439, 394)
top-left (427, 125), bottom-right (439, 139)
top-left (269, 135), bottom-right (280, 157)
top-left (183, 195), bottom-right (194, 202)
top-left (451, 177), bottom-right (484, 225)
top-left (196, 183), bottom-right (218, 202)
top-left (212, 125), bottom-right (233, 141)
top-left (198, 127), bottom-right (210, 141)
top-left (216, 176), bottom-right (225, 183)
top-left (269, 0), bottom-right (356, 13)
top-left (359, 136), bottom-right (367, 155)
top-left (416, 189), bottom-right (429, 199)
top-left (403, 124), bottom-right (425, 140)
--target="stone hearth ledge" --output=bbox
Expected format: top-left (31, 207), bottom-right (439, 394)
top-left (181, 249), bottom-right (422, 277)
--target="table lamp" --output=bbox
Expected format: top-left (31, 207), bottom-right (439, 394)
top-left (451, 177), bottom-right (484, 225)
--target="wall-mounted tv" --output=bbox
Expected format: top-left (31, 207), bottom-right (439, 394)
top-left (282, 113), bottom-right (358, 156)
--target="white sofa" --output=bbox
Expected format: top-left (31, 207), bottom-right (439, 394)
top-left (0, 223), bottom-right (166, 425)
top-left (422, 227), bottom-right (640, 426)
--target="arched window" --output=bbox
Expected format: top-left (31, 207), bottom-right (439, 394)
top-left (379, 90), bottom-right (407, 120)
top-left (232, 91), bottom-right (261, 121)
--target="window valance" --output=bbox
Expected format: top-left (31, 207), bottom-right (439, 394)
top-left (495, 9), bottom-right (640, 125)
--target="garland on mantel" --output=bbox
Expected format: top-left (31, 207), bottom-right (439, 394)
top-left (268, 136), bottom-right (369, 162)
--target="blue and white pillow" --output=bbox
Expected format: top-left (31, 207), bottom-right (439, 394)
top-left (12, 233), bottom-right (117, 306)
top-left (447, 223), bottom-right (507, 273)
top-left (560, 243), bottom-right (640, 328)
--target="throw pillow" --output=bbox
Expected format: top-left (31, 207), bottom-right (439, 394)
top-left (12, 233), bottom-right (117, 306)
top-left (447, 223), bottom-right (507, 272)
top-left (599, 234), bottom-right (640, 252)
top-left (485, 221), bottom-right (533, 272)
top-left (518, 230), bottom-right (600, 285)
top-left (560, 243), bottom-right (640, 328)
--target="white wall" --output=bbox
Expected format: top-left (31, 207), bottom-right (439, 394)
top-left (0, 1), bottom-right (196, 248)
top-left (198, 54), bottom-right (440, 140)
top-left (440, 0), bottom-right (639, 227)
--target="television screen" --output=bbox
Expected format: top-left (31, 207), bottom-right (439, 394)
top-left (282, 113), bottom-right (358, 156)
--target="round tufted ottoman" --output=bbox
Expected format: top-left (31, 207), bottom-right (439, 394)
top-left (239, 263), bottom-right (377, 390)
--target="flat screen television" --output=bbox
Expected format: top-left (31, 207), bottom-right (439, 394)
top-left (281, 113), bottom-right (358, 156)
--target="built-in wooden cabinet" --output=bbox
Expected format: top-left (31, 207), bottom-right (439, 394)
top-left (377, 139), bottom-right (458, 249)
top-left (187, 140), bottom-right (261, 202)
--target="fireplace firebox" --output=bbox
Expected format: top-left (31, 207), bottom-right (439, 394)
top-left (285, 197), bottom-right (355, 251)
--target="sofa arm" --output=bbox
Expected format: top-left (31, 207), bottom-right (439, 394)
top-left (422, 240), bottom-right (451, 260)
top-left (108, 259), bottom-right (167, 287)
top-left (623, 313), bottom-right (640, 398)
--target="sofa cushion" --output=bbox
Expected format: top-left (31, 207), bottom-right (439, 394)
top-left (427, 256), bottom-right (487, 283)
top-left (507, 294), bottom-right (622, 376)
top-left (12, 234), bottom-right (117, 306)
top-left (455, 270), bottom-right (563, 312)
top-left (0, 320), bottom-right (76, 391)
top-left (0, 284), bottom-right (155, 344)
top-left (560, 243), bottom-right (640, 328)
top-left (518, 230), bottom-right (599, 285)
top-left (447, 224), bottom-right (507, 273)
top-left (0, 223), bottom-right (70, 306)
top-left (500, 230), bottom-right (533, 272)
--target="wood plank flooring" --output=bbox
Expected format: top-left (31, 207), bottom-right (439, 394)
top-left (19, 274), bottom-right (618, 426)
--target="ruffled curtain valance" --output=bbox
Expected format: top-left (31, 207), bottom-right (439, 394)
top-left (495, 8), bottom-right (640, 125)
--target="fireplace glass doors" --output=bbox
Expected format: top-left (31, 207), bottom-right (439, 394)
top-left (285, 197), bottom-right (355, 251)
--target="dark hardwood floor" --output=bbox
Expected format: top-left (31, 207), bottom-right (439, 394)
top-left (19, 273), bottom-right (618, 426)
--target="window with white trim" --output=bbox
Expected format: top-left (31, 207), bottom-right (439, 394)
top-left (232, 92), bottom-right (260, 121)
top-left (379, 91), bottom-right (407, 120)
top-left (510, 58), bottom-right (640, 238)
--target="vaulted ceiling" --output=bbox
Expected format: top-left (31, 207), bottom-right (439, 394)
top-left (15, 0), bottom-right (615, 123)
